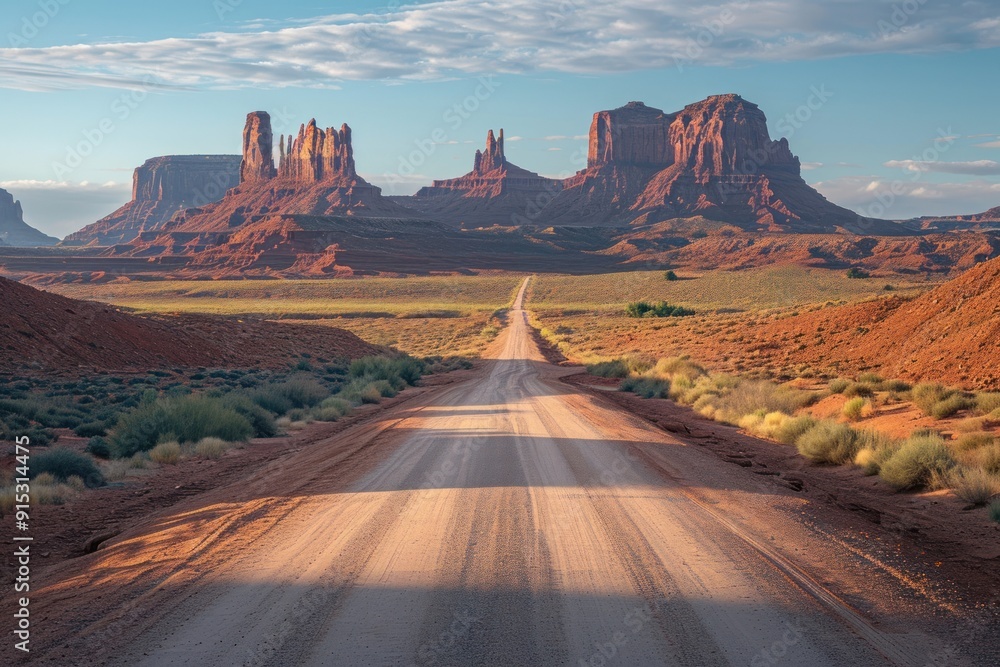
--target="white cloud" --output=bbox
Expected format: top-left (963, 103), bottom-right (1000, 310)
top-left (813, 175), bottom-right (1000, 219)
top-left (800, 161), bottom-right (823, 170)
top-left (884, 159), bottom-right (1000, 175)
top-left (1, 1), bottom-right (997, 90)
top-left (977, 140), bottom-right (1000, 149)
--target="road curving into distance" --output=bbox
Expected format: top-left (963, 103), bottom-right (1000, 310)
top-left (35, 278), bottom-right (959, 667)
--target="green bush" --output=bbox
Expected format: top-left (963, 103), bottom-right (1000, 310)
top-left (664, 270), bottom-right (679, 281)
top-left (349, 356), bottom-right (424, 387)
top-left (842, 397), bottom-right (868, 421)
top-left (702, 380), bottom-right (815, 424)
top-left (843, 383), bottom-right (875, 398)
top-left (846, 268), bottom-right (870, 279)
top-left (624, 301), bottom-right (695, 318)
top-left (619, 377), bottom-right (670, 399)
top-left (587, 360), bottom-right (631, 378)
top-left (252, 374), bottom-right (329, 415)
top-left (989, 499), bottom-right (1000, 524)
top-left (879, 435), bottom-right (955, 490)
top-left (773, 415), bottom-right (818, 445)
top-left (111, 395), bottom-right (254, 458)
top-left (73, 421), bottom-right (107, 438)
top-left (827, 379), bottom-right (850, 395)
top-left (313, 396), bottom-right (353, 422)
top-left (930, 394), bottom-right (974, 420)
top-left (854, 431), bottom-right (900, 476)
top-left (149, 441), bottom-right (182, 464)
top-left (31, 448), bottom-right (104, 488)
top-left (85, 436), bottom-right (111, 459)
top-left (974, 392), bottom-right (1000, 415)
top-left (948, 467), bottom-right (1000, 506)
top-left (221, 393), bottom-right (277, 438)
top-left (796, 421), bottom-right (860, 465)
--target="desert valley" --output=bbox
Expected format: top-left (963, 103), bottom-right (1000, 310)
top-left (2, 3), bottom-right (1000, 664)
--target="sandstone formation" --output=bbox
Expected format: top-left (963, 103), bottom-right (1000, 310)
top-left (546, 96), bottom-right (897, 232)
top-left (240, 111), bottom-right (276, 183)
top-left (0, 188), bottom-right (58, 246)
top-left (63, 155), bottom-right (241, 246)
top-left (277, 120), bottom-right (355, 182)
top-left (405, 129), bottom-right (563, 226)
top-left (160, 112), bottom-right (408, 235)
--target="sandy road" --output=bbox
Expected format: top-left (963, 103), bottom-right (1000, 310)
top-left (35, 278), bottom-right (949, 666)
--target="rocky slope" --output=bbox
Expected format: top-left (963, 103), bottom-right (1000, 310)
top-left (405, 129), bottom-right (563, 226)
top-left (63, 155), bottom-right (241, 246)
top-left (0, 188), bottom-right (58, 246)
top-left (0, 276), bottom-right (382, 373)
top-left (544, 96), bottom-right (898, 232)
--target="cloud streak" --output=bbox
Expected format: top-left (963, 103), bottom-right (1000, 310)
top-left (1, 0), bottom-right (997, 90)
top-left (884, 159), bottom-right (1000, 175)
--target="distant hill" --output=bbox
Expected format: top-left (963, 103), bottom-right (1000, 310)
top-left (0, 188), bottom-right (58, 246)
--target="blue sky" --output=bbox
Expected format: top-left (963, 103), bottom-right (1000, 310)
top-left (1, 0), bottom-right (999, 237)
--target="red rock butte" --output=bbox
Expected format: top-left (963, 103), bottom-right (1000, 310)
top-left (415, 129), bottom-right (562, 200)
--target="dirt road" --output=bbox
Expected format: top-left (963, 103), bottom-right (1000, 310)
top-left (30, 279), bottom-right (965, 666)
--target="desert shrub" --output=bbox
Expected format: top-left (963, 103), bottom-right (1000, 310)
top-left (149, 441), bottom-right (182, 465)
top-left (827, 379), bottom-right (850, 395)
top-left (989, 500), bottom-right (1000, 523)
top-left (664, 270), bottom-right (679, 281)
top-left (73, 421), bottom-right (107, 438)
top-left (220, 393), bottom-right (277, 438)
top-left (958, 443), bottom-right (1000, 476)
top-left (883, 379), bottom-right (911, 393)
top-left (624, 301), bottom-right (695, 318)
top-left (111, 395), bottom-right (253, 458)
top-left (31, 448), bottom-right (104, 488)
top-left (194, 437), bottom-right (231, 459)
top-left (955, 432), bottom-right (996, 452)
top-left (975, 392), bottom-right (1000, 415)
top-left (619, 377), bottom-right (670, 399)
top-left (85, 436), bottom-right (112, 459)
top-left (853, 430), bottom-right (899, 475)
top-left (846, 268), bottom-right (870, 279)
top-left (773, 415), bottom-right (818, 445)
top-left (948, 467), bottom-right (1000, 506)
top-left (931, 394), bottom-right (974, 420)
top-left (842, 397), bottom-right (867, 421)
top-left (857, 372), bottom-right (884, 385)
top-left (911, 383), bottom-right (950, 414)
top-left (338, 379), bottom-right (386, 405)
top-left (253, 374), bottom-right (329, 414)
top-left (955, 417), bottom-right (989, 434)
top-left (879, 434), bottom-right (955, 490)
top-left (650, 356), bottom-right (706, 382)
top-left (843, 383), bottom-right (875, 398)
top-left (702, 380), bottom-right (815, 424)
top-left (313, 396), bottom-right (353, 422)
top-left (795, 421), bottom-right (860, 465)
top-left (349, 356), bottom-right (424, 387)
top-left (587, 360), bottom-right (631, 378)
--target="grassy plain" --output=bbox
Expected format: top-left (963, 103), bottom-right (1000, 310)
top-left (51, 275), bottom-right (525, 358)
top-left (528, 266), bottom-right (936, 374)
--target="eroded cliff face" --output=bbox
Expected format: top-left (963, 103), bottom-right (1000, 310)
top-left (405, 129), bottom-right (563, 226)
top-left (63, 155), bottom-right (241, 246)
top-left (277, 120), bottom-right (356, 182)
top-left (549, 94), bottom-right (892, 232)
top-left (158, 112), bottom-right (411, 234)
top-left (0, 187), bottom-right (58, 246)
top-left (240, 111), bottom-right (276, 184)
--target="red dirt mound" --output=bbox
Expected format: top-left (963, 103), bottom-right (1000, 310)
top-left (0, 277), bottom-right (384, 374)
top-left (750, 256), bottom-right (1000, 388)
